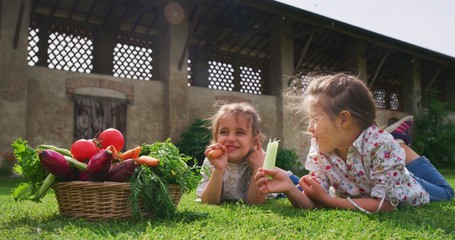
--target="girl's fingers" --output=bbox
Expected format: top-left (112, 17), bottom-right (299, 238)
top-left (262, 168), bottom-right (276, 176)
top-left (299, 176), bottom-right (312, 190)
top-left (259, 185), bottom-right (269, 194)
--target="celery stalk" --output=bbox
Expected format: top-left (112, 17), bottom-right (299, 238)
top-left (34, 173), bottom-right (56, 201)
top-left (263, 139), bottom-right (280, 180)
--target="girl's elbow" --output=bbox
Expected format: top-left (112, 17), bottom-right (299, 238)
top-left (201, 199), bottom-right (221, 205)
top-left (200, 195), bottom-right (221, 205)
top-left (247, 198), bottom-right (266, 205)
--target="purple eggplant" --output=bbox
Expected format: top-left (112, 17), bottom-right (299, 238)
top-left (38, 149), bottom-right (75, 180)
top-left (105, 159), bottom-right (137, 182)
top-left (86, 149), bottom-right (113, 181)
top-left (78, 170), bottom-right (88, 181)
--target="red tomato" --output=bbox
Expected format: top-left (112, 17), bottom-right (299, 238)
top-left (71, 139), bottom-right (99, 162)
top-left (98, 128), bottom-right (125, 151)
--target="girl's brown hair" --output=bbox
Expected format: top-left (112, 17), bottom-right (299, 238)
top-left (286, 73), bottom-right (377, 129)
top-left (208, 101), bottom-right (264, 143)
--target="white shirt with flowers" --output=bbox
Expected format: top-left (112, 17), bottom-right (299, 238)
top-left (197, 158), bottom-right (251, 202)
top-left (305, 125), bottom-right (430, 206)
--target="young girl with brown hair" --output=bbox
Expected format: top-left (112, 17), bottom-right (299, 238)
top-left (197, 102), bottom-right (267, 205)
top-left (255, 73), bottom-right (454, 213)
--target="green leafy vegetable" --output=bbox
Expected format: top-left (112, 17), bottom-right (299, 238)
top-left (139, 138), bottom-right (200, 193)
top-left (129, 139), bottom-right (201, 219)
top-left (11, 138), bottom-right (48, 202)
top-left (129, 166), bottom-right (175, 219)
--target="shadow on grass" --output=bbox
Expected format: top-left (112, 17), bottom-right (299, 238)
top-left (252, 197), bottom-right (455, 235)
top-left (2, 208), bottom-right (209, 238)
top-left (373, 201), bottom-right (455, 234)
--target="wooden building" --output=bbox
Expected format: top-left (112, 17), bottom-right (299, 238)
top-left (1, 0), bottom-right (455, 163)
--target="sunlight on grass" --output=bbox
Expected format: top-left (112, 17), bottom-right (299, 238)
top-left (1, 171), bottom-right (454, 239)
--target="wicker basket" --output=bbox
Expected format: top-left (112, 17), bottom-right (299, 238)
top-left (52, 181), bottom-right (182, 220)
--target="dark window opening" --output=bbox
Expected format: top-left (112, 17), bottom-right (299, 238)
top-left (73, 95), bottom-right (127, 150)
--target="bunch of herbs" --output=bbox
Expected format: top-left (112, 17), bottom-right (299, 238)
top-left (129, 139), bottom-right (201, 219)
top-left (139, 139), bottom-right (200, 193)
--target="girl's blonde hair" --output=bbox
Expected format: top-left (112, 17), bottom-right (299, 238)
top-left (208, 101), bottom-right (264, 143)
top-left (285, 73), bottom-right (377, 129)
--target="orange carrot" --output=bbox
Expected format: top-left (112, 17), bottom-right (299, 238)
top-left (135, 155), bottom-right (160, 167)
top-left (106, 145), bottom-right (121, 160)
top-left (121, 146), bottom-right (141, 160)
top-left (207, 149), bottom-right (222, 159)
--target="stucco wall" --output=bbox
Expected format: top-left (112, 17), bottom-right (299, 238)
top-left (0, 0), bottom-right (416, 169)
top-left (23, 67), bottom-right (284, 150)
top-left (18, 66), bottom-right (410, 166)
top-left (25, 67), bottom-right (167, 150)
top-left (187, 86), bottom-right (278, 137)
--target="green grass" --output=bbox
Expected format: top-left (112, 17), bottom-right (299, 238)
top-left (1, 172), bottom-right (454, 240)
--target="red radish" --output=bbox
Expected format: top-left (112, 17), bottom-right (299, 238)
top-left (207, 149), bottom-right (222, 159)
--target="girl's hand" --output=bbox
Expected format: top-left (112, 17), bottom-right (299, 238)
top-left (254, 167), bottom-right (294, 194)
top-left (246, 140), bottom-right (265, 169)
top-left (205, 144), bottom-right (228, 170)
top-left (299, 175), bottom-right (330, 204)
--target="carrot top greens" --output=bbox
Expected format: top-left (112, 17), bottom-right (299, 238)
top-left (129, 139), bottom-right (201, 219)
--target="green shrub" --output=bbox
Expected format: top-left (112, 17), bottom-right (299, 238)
top-left (413, 91), bottom-right (455, 168)
top-left (0, 158), bottom-right (16, 177)
top-left (176, 118), bottom-right (212, 166)
top-left (276, 147), bottom-right (301, 172)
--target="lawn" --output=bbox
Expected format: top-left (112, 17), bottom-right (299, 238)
top-left (1, 171), bottom-right (454, 240)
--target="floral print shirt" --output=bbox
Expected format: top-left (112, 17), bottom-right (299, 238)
top-left (197, 158), bottom-right (252, 202)
top-left (305, 125), bottom-right (430, 206)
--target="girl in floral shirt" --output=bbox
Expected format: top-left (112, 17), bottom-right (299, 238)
top-left (255, 73), bottom-right (454, 213)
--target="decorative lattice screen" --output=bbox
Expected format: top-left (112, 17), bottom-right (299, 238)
top-left (208, 54), bottom-right (235, 91)
top-left (373, 89), bottom-right (387, 109)
top-left (113, 35), bottom-right (154, 80)
top-left (373, 89), bottom-right (401, 110)
top-left (27, 22), bottom-right (39, 66)
top-left (48, 23), bottom-right (93, 73)
top-left (187, 58), bottom-right (193, 86)
top-left (389, 93), bottom-right (400, 110)
top-left (239, 58), bottom-right (264, 95)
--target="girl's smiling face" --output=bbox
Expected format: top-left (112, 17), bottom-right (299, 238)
top-left (307, 108), bottom-right (341, 154)
top-left (216, 112), bottom-right (257, 164)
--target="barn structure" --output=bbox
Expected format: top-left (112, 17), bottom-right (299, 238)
top-left (1, 0), bottom-right (455, 164)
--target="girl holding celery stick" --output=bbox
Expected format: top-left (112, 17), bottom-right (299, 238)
top-left (196, 101), bottom-right (300, 205)
top-left (255, 73), bottom-right (453, 213)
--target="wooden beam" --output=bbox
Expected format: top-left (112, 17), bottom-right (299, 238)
top-left (13, 0), bottom-right (25, 49)
top-left (295, 32), bottom-right (314, 73)
top-left (0, 0), bottom-right (2, 39)
top-left (214, 25), bottom-right (267, 49)
top-left (68, 0), bottom-right (79, 20)
top-left (178, 2), bottom-right (202, 70)
top-left (425, 66), bottom-right (447, 91)
top-left (231, 0), bottom-right (455, 65)
top-left (369, 52), bottom-right (389, 88)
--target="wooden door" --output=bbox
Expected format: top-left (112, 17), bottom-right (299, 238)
top-left (73, 95), bottom-right (127, 150)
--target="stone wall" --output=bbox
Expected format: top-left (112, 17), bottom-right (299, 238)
top-left (0, 0), bottom-right (414, 168)
top-left (1, 63), bottom-right (410, 166)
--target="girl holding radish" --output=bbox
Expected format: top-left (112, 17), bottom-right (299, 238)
top-left (255, 73), bottom-right (454, 213)
top-left (197, 102), bottom-right (267, 204)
